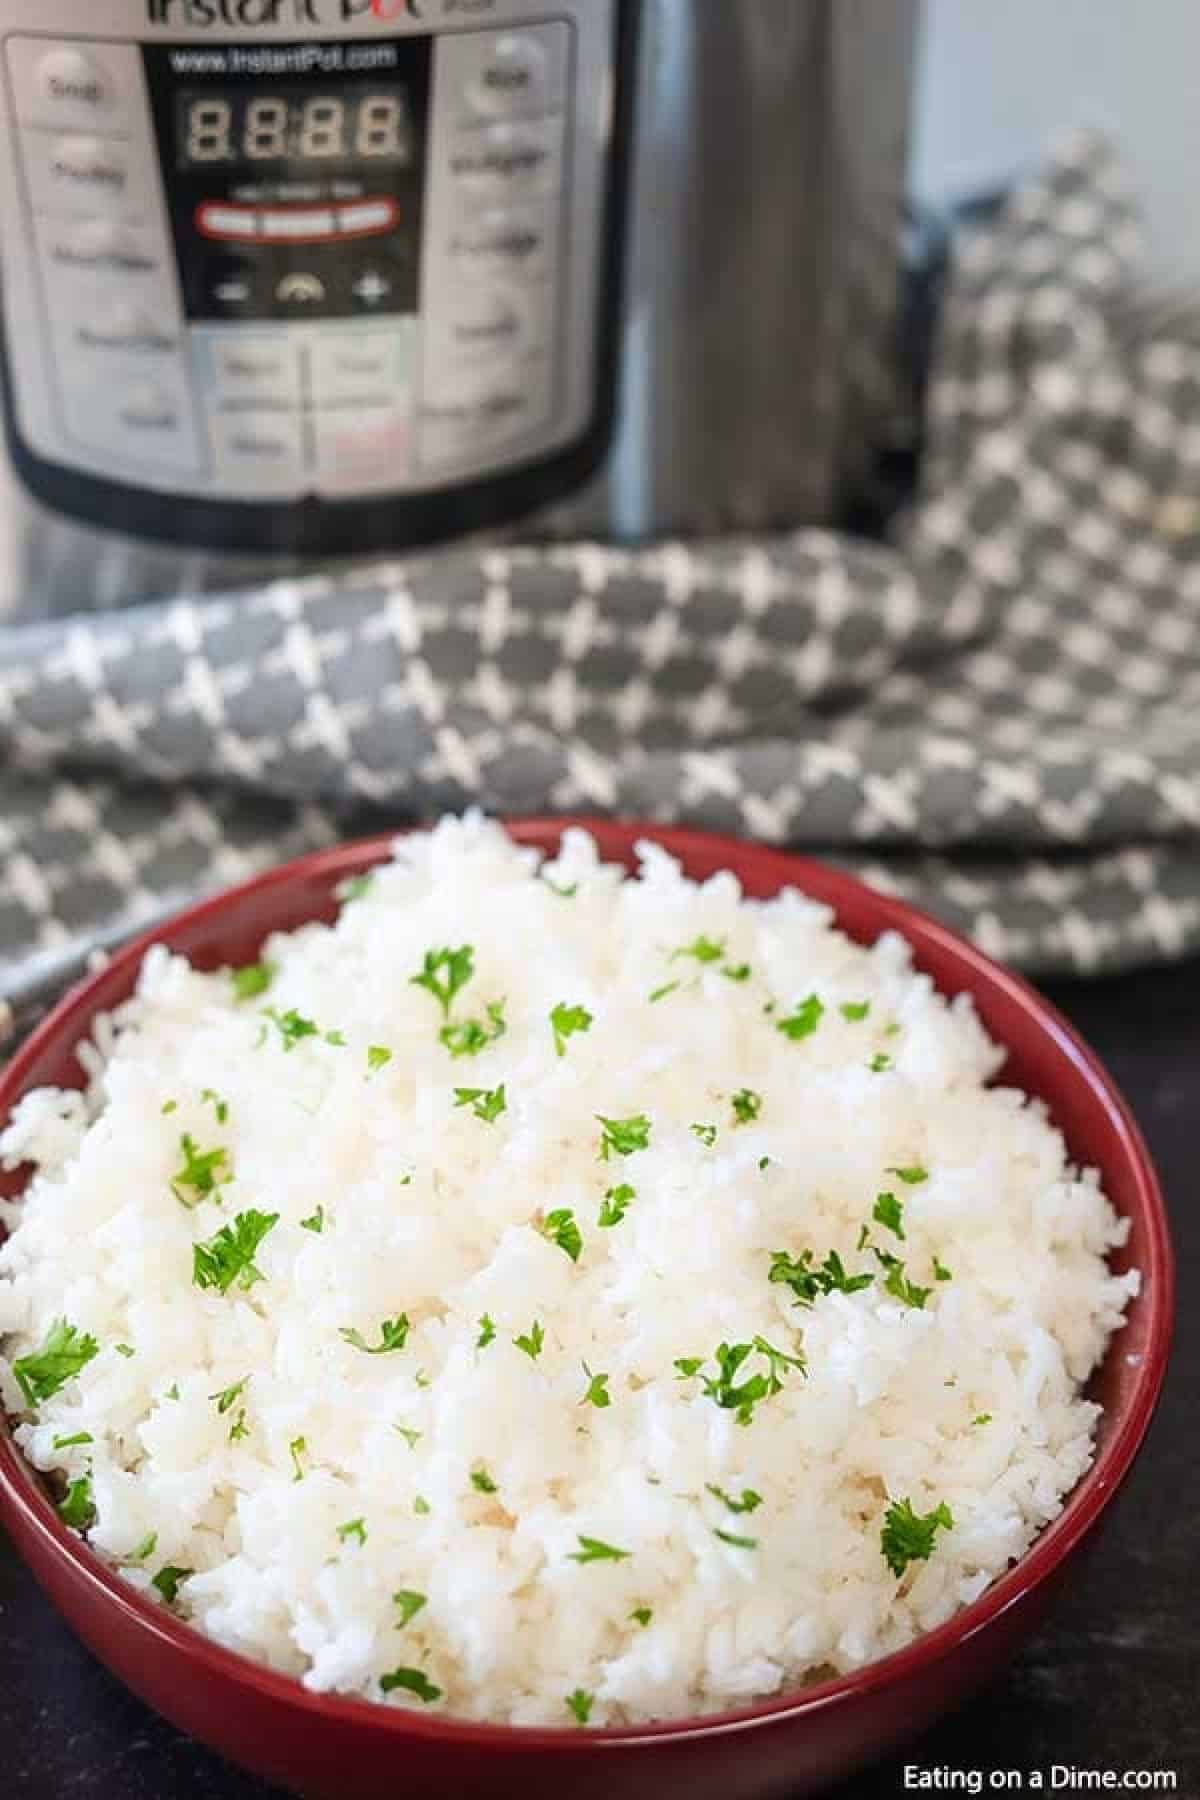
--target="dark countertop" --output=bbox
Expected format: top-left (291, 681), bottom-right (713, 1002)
top-left (1, 955), bottom-right (1196, 1799)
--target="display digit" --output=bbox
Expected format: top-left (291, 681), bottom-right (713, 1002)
top-left (187, 98), bottom-right (233, 163)
top-left (356, 94), bottom-right (406, 159)
top-left (245, 96), bottom-right (289, 160)
top-left (298, 97), bottom-right (346, 159)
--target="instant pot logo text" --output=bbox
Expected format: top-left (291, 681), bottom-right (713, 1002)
top-left (146, 0), bottom-right (418, 25)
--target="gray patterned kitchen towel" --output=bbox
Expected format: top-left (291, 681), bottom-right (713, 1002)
top-left (5, 130), bottom-right (1200, 1000)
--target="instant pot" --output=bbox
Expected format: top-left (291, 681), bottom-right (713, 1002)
top-left (0, 0), bottom-right (917, 616)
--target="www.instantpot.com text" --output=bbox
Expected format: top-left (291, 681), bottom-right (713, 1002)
top-left (167, 41), bottom-right (401, 75)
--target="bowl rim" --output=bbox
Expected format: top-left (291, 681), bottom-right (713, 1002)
top-left (0, 816), bottom-right (1175, 1752)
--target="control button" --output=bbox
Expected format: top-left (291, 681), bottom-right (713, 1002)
top-left (74, 303), bottom-right (177, 354)
top-left (58, 354), bottom-right (199, 472)
top-left (37, 48), bottom-right (115, 116)
top-left (46, 136), bottom-right (131, 199)
top-left (276, 272), bottom-right (327, 306)
top-left (436, 288), bottom-right (533, 363)
top-left (197, 203), bottom-right (261, 241)
top-left (212, 339), bottom-right (301, 409)
top-left (353, 269), bottom-right (392, 309)
top-left (209, 412), bottom-right (306, 492)
top-left (450, 207), bottom-right (549, 283)
top-left (311, 327), bottom-right (411, 409)
top-left (315, 407), bottom-right (410, 496)
top-left (338, 199), bottom-right (399, 238)
top-left (467, 34), bottom-right (549, 118)
top-left (25, 131), bottom-right (153, 221)
top-left (448, 119), bottom-right (562, 200)
top-left (44, 220), bottom-right (160, 276)
top-left (417, 363), bottom-right (551, 468)
top-left (117, 381), bottom-right (180, 432)
top-left (260, 207), bottom-right (337, 241)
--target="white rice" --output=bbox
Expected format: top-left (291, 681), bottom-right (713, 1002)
top-left (0, 815), bottom-right (1138, 1727)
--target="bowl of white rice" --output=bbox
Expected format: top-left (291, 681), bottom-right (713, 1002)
top-left (0, 816), bottom-right (1172, 1800)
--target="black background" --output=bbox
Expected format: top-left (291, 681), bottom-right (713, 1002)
top-left (0, 952), bottom-right (1196, 1797)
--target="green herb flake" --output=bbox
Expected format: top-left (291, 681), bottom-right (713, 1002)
top-left (201, 1088), bottom-right (229, 1124)
top-left (394, 1588), bottom-right (426, 1627)
top-left (776, 994), bottom-right (825, 1042)
top-left (58, 1473), bottom-right (95, 1531)
top-left (973, 1413), bottom-right (992, 1426)
top-left (337, 1517), bottom-right (367, 1546)
top-left (840, 1000), bottom-right (871, 1021)
top-left (228, 1409), bottom-right (249, 1443)
top-left (872, 1191), bottom-right (905, 1240)
top-left (565, 1688), bottom-right (593, 1726)
top-left (569, 1534), bottom-right (631, 1564)
top-left (51, 1431), bottom-right (93, 1450)
top-left (869, 1053), bottom-right (894, 1073)
top-left (730, 1088), bottom-right (762, 1126)
top-left (130, 1532), bottom-right (157, 1563)
top-left (209, 1377), bottom-right (247, 1415)
top-left (440, 1000), bottom-right (507, 1061)
top-left (706, 1484), bottom-right (763, 1514)
top-left (414, 1368), bottom-right (431, 1390)
top-left (470, 1468), bottom-right (498, 1495)
top-left (413, 1495), bottom-right (431, 1516)
top-left (513, 1320), bottom-right (544, 1361)
top-left (758, 1155), bottom-right (771, 1171)
top-left (170, 1134), bottom-right (230, 1209)
top-left (580, 1363), bottom-right (610, 1409)
top-left (769, 1247), bottom-right (874, 1306)
top-left (540, 1208), bottom-right (583, 1263)
top-left (714, 1527), bottom-right (758, 1550)
top-left (549, 1001), bottom-right (594, 1059)
top-left (260, 1006), bottom-right (320, 1051)
top-left (192, 1210), bottom-right (279, 1295)
top-left (671, 935), bottom-right (725, 965)
top-left (299, 1207), bottom-right (325, 1234)
top-left (476, 1314), bottom-right (497, 1350)
top-left (888, 1165), bottom-right (929, 1185)
top-left (381, 1666), bottom-right (441, 1704)
top-left (933, 1255), bottom-right (953, 1283)
top-left (630, 1606), bottom-right (653, 1627)
top-left (165, 1383), bottom-right (180, 1402)
top-left (721, 963), bottom-right (752, 983)
top-left (13, 1319), bottom-right (100, 1408)
top-left (411, 945), bottom-right (475, 1021)
top-left (648, 981), bottom-right (680, 1004)
top-left (231, 961), bottom-right (275, 1001)
top-left (453, 1083), bottom-right (507, 1123)
top-left (596, 1113), bottom-right (652, 1161)
top-left (340, 1315), bottom-right (410, 1355)
top-left (544, 878), bottom-right (578, 899)
top-left (161, 1099), bottom-right (178, 1116)
top-left (395, 1426), bottom-right (422, 1449)
top-left (598, 1183), bottom-right (635, 1228)
top-left (289, 1436), bottom-right (307, 1482)
top-left (325, 1030), bottom-right (347, 1047)
top-left (691, 1122), bottom-right (718, 1148)
top-left (115, 1343), bottom-right (135, 1359)
top-left (673, 1357), bottom-right (703, 1380)
top-left (698, 1337), bottom-right (805, 1426)
top-left (366, 1045), bottom-right (393, 1074)
top-left (880, 1496), bottom-right (954, 1577)
top-left (874, 1249), bottom-right (932, 1311)
top-left (152, 1565), bottom-right (193, 1605)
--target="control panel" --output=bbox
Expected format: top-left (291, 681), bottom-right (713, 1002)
top-left (0, 3), bottom-right (616, 509)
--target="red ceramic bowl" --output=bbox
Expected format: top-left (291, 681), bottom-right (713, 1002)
top-left (0, 821), bottom-right (1173, 1800)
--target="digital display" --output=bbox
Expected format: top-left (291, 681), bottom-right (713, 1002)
top-left (177, 90), bottom-right (414, 167)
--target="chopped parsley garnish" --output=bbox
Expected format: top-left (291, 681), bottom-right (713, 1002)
top-left (566, 1688), bottom-right (593, 1725)
top-left (596, 1113), bottom-right (652, 1161)
top-left (115, 1344), bottom-right (135, 1359)
top-left (366, 1045), bottom-right (393, 1074)
top-left (706, 1484), bottom-right (763, 1514)
top-left (260, 1006), bottom-right (320, 1051)
top-left (714, 1527), bottom-right (757, 1550)
top-left (165, 1383), bottom-right (179, 1401)
top-left (933, 1255), bottom-right (953, 1282)
top-left (231, 960), bottom-right (275, 1001)
top-left (648, 981), bottom-right (680, 1004)
top-left (413, 1495), bottom-right (430, 1516)
top-left (454, 1083), bottom-right (507, 1123)
top-left (130, 1532), bottom-right (157, 1563)
top-left (381, 1666), bottom-right (441, 1704)
top-left (395, 1426), bottom-right (422, 1449)
top-left (580, 1364), bottom-right (610, 1409)
top-left (51, 1431), bottom-right (93, 1450)
top-left (769, 1248), bottom-right (873, 1305)
top-left (540, 1208), bottom-right (583, 1263)
top-left (630, 1606), bottom-right (653, 1627)
top-left (874, 1249), bottom-right (932, 1310)
top-left (411, 945), bottom-right (475, 1020)
top-left (731, 1088), bottom-right (762, 1125)
top-left (58, 1473), bottom-right (95, 1530)
top-left (869, 1053), bottom-right (894, 1073)
top-left (394, 1589), bottom-right (426, 1627)
top-left (514, 1320), bottom-right (544, 1360)
top-left (671, 935), bottom-right (725, 965)
top-left (721, 963), bottom-right (752, 983)
top-left (840, 1000), bottom-right (871, 1022)
top-left (414, 1368), bottom-right (431, 1389)
top-left (973, 1413), bottom-right (992, 1426)
top-left (880, 1497), bottom-right (953, 1577)
top-left (289, 1437), bottom-right (307, 1482)
top-left (337, 872), bottom-right (374, 904)
top-left (192, 1210), bottom-right (279, 1295)
top-left (440, 1000), bottom-right (506, 1060)
top-left (691, 1122), bottom-right (718, 1148)
top-left (13, 1319), bottom-right (99, 1407)
top-left (697, 1337), bottom-right (805, 1425)
top-left (337, 1517), bottom-right (367, 1546)
top-left (161, 1100), bottom-right (178, 1115)
top-left (170, 1134), bottom-right (230, 1209)
top-left (340, 1316), bottom-right (410, 1355)
top-left (550, 1001), bottom-right (594, 1058)
top-left (598, 1183), bottom-right (634, 1227)
top-left (228, 1409), bottom-right (249, 1442)
top-left (152, 1565), bottom-right (192, 1605)
top-left (888, 1165), bottom-right (928, 1185)
top-left (776, 994), bottom-right (825, 1041)
top-left (759, 1155), bottom-right (771, 1171)
top-left (209, 1377), bottom-right (247, 1415)
top-left (325, 1030), bottom-right (347, 1047)
top-left (544, 878), bottom-right (578, 899)
top-left (470, 1468), bottom-right (497, 1495)
top-left (201, 1088), bottom-right (229, 1124)
top-left (673, 1357), bottom-right (704, 1380)
top-left (872, 1191), bottom-right (905, 1240)
top-left (299, 1207), bottom-right (324, 1234)
top-left (476, 1314), bottom-right (497, 1349)
top-left (569, 1534), bottom-right (630, 1564)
